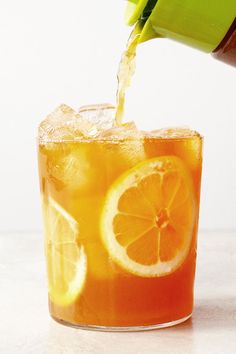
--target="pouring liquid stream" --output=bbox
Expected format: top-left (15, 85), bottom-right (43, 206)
top-left (115, 23), bottom-right (143, 126)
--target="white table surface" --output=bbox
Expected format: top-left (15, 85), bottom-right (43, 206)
top-left (0, 231), bottom-right (236, 354)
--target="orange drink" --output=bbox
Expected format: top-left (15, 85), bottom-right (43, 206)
top-left (38, 104), bottom-right (202, 330)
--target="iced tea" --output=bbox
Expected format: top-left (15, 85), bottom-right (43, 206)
top-left (38, 105), bottom-right (202, 329)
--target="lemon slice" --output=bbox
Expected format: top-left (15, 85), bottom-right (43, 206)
top-left (43, 197), bottom-right (87, 306)
top-left (101, 156), bottom-right (195, 277)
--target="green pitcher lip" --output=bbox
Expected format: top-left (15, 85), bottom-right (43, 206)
top-left (125, 0), bottom-right (236, 53)
top-left (125, 0), bottom-right (149, 25)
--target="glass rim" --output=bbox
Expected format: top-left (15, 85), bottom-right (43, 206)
top-left (37, 135), bottom-right (203, 145)
top-left (37, 129), bottom-right (203, 145)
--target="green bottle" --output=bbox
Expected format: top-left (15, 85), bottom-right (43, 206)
top-left (125, 0), bottom-right (236, 66)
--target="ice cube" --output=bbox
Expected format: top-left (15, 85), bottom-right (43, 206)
top-left (39, 104), bottom-right (86, 142)
top-left (39, 103), bottom-right (147, 143)
top-left (98, 121), bottom-right (144, 140)
top-left (98, 139), bottom-right (146, 186)
top-left (38, 103), bottom-right (118, 142)
top-left (41, 142), bottom-right (106, 194)
top-left (98, 121), bottom-right (146, 185)
top-left (78, 103), bottom-right (116, 133)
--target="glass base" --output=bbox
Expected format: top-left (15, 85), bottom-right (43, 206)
top-left (51, 313), bottom-right (192, 332)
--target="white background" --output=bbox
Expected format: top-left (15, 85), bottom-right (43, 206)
top-left (0, 0), bottom-right (235, 232)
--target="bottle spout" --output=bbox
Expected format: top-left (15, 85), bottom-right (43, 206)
top-left (126, 0), bottom-right (236, 53)
top-left (139, 18), bottom-right (164, 43)
top-left (125, 0), bottom-right (163, 43)
top-left (125, 0), bottom-right (149, 26)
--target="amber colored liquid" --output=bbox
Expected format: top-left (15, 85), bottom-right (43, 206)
top-left (115, 23), bottom-right (142, 125)
top-left (38, 134), bottom-right (202, 327)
